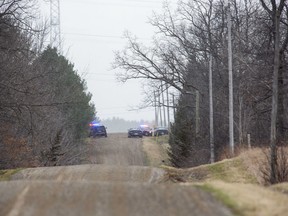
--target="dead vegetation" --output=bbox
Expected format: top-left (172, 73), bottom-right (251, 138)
top-left (162, 147), bottom-right (288, 185)
top-left (0, 169), bottom-right (23, 181)
top-left (158, 147), bottom-right (288, 216)
top-left (259, 146), bottom-right (288, 185)
top-left (163, 150), bottom-right (258, 184)
top-left (142, 137), bottom-right (170, 167)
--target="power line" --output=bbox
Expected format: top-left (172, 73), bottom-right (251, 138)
top-left (86, 73), bottom-right (116, 76)
top-left (61, 0), bottom-right (170, 5)
top-left (97, 108), bottom-right (155, 116)
top-left (61, 0), bottom-right (162, 9)
top-left (96, 105), bottom-right (134, 110)
top-left (59, 0), bottom-right (178, 9)
top-left (62, 32), bottom-right (150, 40)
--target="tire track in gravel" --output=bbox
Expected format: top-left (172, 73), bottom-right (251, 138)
top-left (0, 133), bottom-right (233, 216)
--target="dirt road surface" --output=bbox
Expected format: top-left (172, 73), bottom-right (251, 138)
top-left (0, 133), bottom-right (232, 216)
top-left (88, 133), bottom-right (146, 166)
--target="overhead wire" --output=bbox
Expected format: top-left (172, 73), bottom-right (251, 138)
top-left (60, 0), bottom-right (170, 5)
top-left (57, 0), bottom-right (178, 9)
top-left (42, 0), bottom-right (177, 42)
top-left (40, 0), bottom-right (175, 121)
top-left (62, 32), bottom-right (150, 40)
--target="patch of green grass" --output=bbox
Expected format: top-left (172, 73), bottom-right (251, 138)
top-left (0, 168), bottom-right (23, 181)
top-left (206, 158), bottom-right (257, 184)
top-left (197, 184), bottom-right (243, 216)
top-left (163, 155), bottom-right (258, 185)
top-left (143, 137), bottom-right (170, 167)
top-left (207, 162), bottom-right (228, 180)
top-left (149, 135), bottom-right (169, 145)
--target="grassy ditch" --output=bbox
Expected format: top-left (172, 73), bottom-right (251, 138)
top-left (163, 157), bottom-right (257, 184)
top-left (205, 158), bottom-right (258, 184)
top-left (201, 181), bottom-right (288, 216)
top-left (151, 135), bottom-right (169, 145)
top-left (197, 183), bottom-right (243, 216)
top-left (163, 148), bottom-right (288, 216)
top-left (142, 136), bottom-right (170, 167)
top-left (0, 168), bottom-right (22, 181)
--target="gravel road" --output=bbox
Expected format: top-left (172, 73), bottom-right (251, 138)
top-left (88, 133), bottom-right (146, 166)
top-left (0, 133), bottom-right (233, 216)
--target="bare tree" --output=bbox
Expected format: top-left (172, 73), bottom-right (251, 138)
top-left (260, 0), bottom-right (288, 184)
top-left (113, 33), bottom-right (188, 93)
top-left (114, 0), bottom-right (288, 168)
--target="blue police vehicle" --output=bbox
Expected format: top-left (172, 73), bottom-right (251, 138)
top-left (89, 121), bottom-right (107, 138)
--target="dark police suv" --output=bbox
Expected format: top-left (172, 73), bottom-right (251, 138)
top-left (89, 121), bottom-right (107, 138)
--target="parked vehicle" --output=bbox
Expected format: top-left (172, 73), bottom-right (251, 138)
top-left (139, 124), bottom-right (152, 136)
top-left (89, 121), bottom-right (107, 138)
top-left (154, 127), bottom-right (169, 136)
top-left (128, 128), bottom-right (143, 138)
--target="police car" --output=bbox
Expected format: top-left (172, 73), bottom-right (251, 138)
top-left (89, 121), bottom-right (107, 138)
top-left (139, 124), bottom-right (153, 136)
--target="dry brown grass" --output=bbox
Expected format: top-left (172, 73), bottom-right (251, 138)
top-left (270, 182), bottom-right (288, 194)
top-left (164, 148), bottom-right (288, 216)
top-left (142, 137), bottom-right (170, 167)
top-left (238, 148), bottom-right (267, 185)
top-left (163, 148), bottom-right (288, 216)
top-left (201, 181), bottom-right (288, 216)
top-left (143, 139), bottom-right (288, 215)
top-left (1, 135), bottom-right (38, 169)
top-left (163, 150), bottom-right (260, 184)
top-left (239, 147), bottom-right (288, 185)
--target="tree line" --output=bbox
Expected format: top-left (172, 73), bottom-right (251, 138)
top-left (102, 117), bottom-right (154, 133)
top-left (114, 0), bottom-right (288, 183)
top-left (0, 0), bottom-right (95, 169)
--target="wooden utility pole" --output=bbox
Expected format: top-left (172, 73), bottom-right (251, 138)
top-left (195, 90), bottom-right (200, 137)
top-left (166, 84), bottom-right (170, 129)
top-left (158, 90), bottom-right (163, 126)
top-left (172, 94), bottom-right (176, 118)
top-left (154, 91), bottom-right (158, 127)
top-left (161, 83), bottom-right (167, 127)
top-left (209, 54), bottom-right (214, 163)
top-left (227, 1), bottom-right (234, 156)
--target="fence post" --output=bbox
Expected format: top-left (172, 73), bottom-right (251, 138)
top-left (247, 133), bottom-right (251, 149)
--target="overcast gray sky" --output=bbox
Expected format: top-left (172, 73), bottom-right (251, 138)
top-left (40, 0), bottom-right (178, 122)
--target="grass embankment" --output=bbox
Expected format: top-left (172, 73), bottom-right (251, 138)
top-left (164, 156), bottom-right (257, 184)
top-left (143, 139), bottom-right (288, 216)
top-left (162, 148), bottom-right (288, 216)
top-left (0, 168), bottom-right (22, 181)
top-left (142, 135), bottom-right (170, 167)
